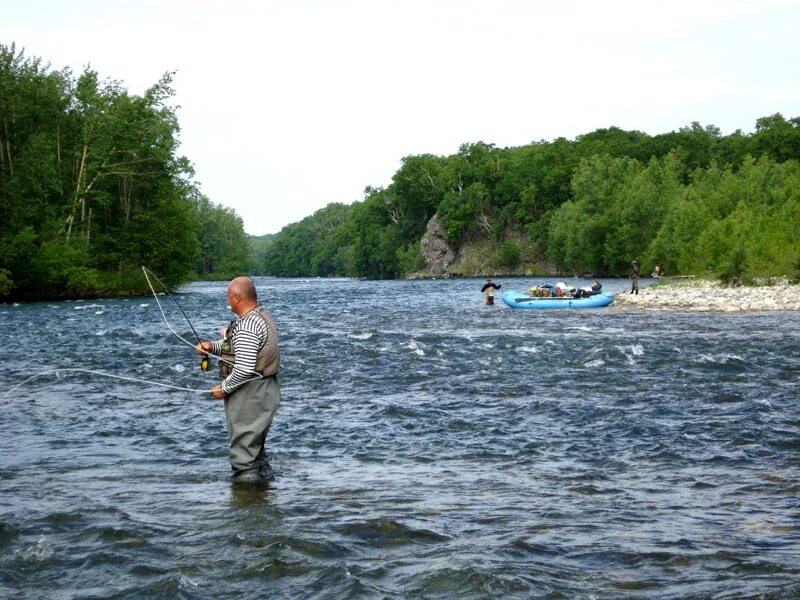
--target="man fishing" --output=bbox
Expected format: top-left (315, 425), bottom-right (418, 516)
top-left (481, 277), bottom-right (502, 305)
top-left (196, 276), bottom-right (280, 483)
top-left (630, 260), bottom-right (640, 295)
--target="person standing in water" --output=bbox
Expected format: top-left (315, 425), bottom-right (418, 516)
top-left (196, 277), bottom-right (280, 483)
top-left (481, 277), bottom-right (502, 305)
top-left (630, 260), bottom-right (640, 294)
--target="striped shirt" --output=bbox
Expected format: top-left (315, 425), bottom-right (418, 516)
top-left (210, 309), bottom-right (271, 394)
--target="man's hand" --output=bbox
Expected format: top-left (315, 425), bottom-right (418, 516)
top-left (196, 341), bottom-right (213, 356)
top-left (211, 384), bottom-right (225, 400)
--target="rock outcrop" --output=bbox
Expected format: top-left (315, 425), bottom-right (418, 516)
top-left (420, 216), bottom-right (458, 276)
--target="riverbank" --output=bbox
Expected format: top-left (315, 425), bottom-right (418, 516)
top-left (614, 279), bottom-right (800, 311)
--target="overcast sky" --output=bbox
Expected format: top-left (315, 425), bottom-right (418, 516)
top-left (3, 0), bottom-right (799, 234)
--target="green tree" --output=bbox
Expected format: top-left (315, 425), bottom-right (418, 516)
top-left (195, 197), bottom-right (250, 277)
top-left (0, 44), bottom-right (232, 299)
top-left (603, 153), bottom-right (683, 273)
top-left (496, 239), bottom-right (521, 268)
top-left (752, 113), bottom-right (800, 163)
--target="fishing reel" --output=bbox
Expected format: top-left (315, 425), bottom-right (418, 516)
top-left (200, 354), bottom-right (211, 372)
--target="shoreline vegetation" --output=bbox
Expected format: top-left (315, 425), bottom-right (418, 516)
top-left (260, 120), bottom-right (800, 284)
top-left (614, 278), bottom-right (800, 312)
top-left (0, 44), bottom-right (253, 302)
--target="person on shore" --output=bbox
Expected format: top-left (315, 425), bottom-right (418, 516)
top-left (481, 277), bottom-right (502, 305)
top-left (630, 261), bottom-right (640, 294)
top-left (196, 276), bottom-right (281, 483)
top-left (652, 264), bottom-right (663, 278)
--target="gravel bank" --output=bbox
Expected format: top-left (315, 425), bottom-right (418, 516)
top-left (614, 279), bottom-right (800, 312)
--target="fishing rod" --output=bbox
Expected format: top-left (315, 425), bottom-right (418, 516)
top-left (0, 268), bottom-right (217, 400)
top-left (4, 270), bottom-right (268, 400)
top-left (141, 266), bottom-right (264, 384)
top-left (141, 266), bottom-right (211, 371)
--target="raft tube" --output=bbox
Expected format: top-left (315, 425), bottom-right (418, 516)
top-left (501, 291), bottom-right (614, 309)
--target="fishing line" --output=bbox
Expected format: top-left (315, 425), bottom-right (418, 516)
top-left (142, 266), bottom-right (218, 373)
top-left (3, 368), bottom-right (210, 400)
top-left (5, 271), bottom-right (264, 400)
top-left (142, 266), bottom-right (203, 351)
top-left (141, 266), bottom-right (264, 382)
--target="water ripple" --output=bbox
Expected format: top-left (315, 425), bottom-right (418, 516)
top-left (1, 277), bottom-right (799, 598)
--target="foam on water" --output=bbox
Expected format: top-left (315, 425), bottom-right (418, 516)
top-left (405, 340), bottom-right (425, 356)
top-left (73, 303), bottom-right (103, 310)
top-left (347, 332), bottom-right (373, 340)
top-left (697, 352), bottom-right (745, 364)
top-left (516, 345), bottom-right (539, 353)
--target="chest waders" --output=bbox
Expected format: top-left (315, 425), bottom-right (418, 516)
top-left (219, 307), bottom-right (281, 477)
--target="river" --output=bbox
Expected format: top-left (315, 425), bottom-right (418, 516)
top-left (1, 277), bottom-right (799, 599)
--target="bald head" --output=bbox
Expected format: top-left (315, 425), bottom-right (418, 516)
top-left (229, 276), bottom-right (257, 300)
top-left (227, 276), bottom-right (258, 316)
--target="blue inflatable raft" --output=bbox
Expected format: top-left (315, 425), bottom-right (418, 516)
top-left (501, 291), bottom-right (614, 309)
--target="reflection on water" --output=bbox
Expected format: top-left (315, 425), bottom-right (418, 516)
top-left (1, 277), bottom-right (799, 599)
top-left (229, 483), bottom-right (272, 508)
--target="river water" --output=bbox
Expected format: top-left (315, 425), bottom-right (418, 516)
top-left (1, 277), bottom-right (799, 599)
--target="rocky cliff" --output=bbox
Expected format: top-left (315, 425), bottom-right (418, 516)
top-left (419, 215), bottom-right (553, 277)
top-left (420, 216), bottom-right (458, 276)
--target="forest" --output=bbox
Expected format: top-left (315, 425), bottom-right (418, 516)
top-left (262, 117), bottom-right (800, 283)
top-left (0, 44), bottom-right (251, 300)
